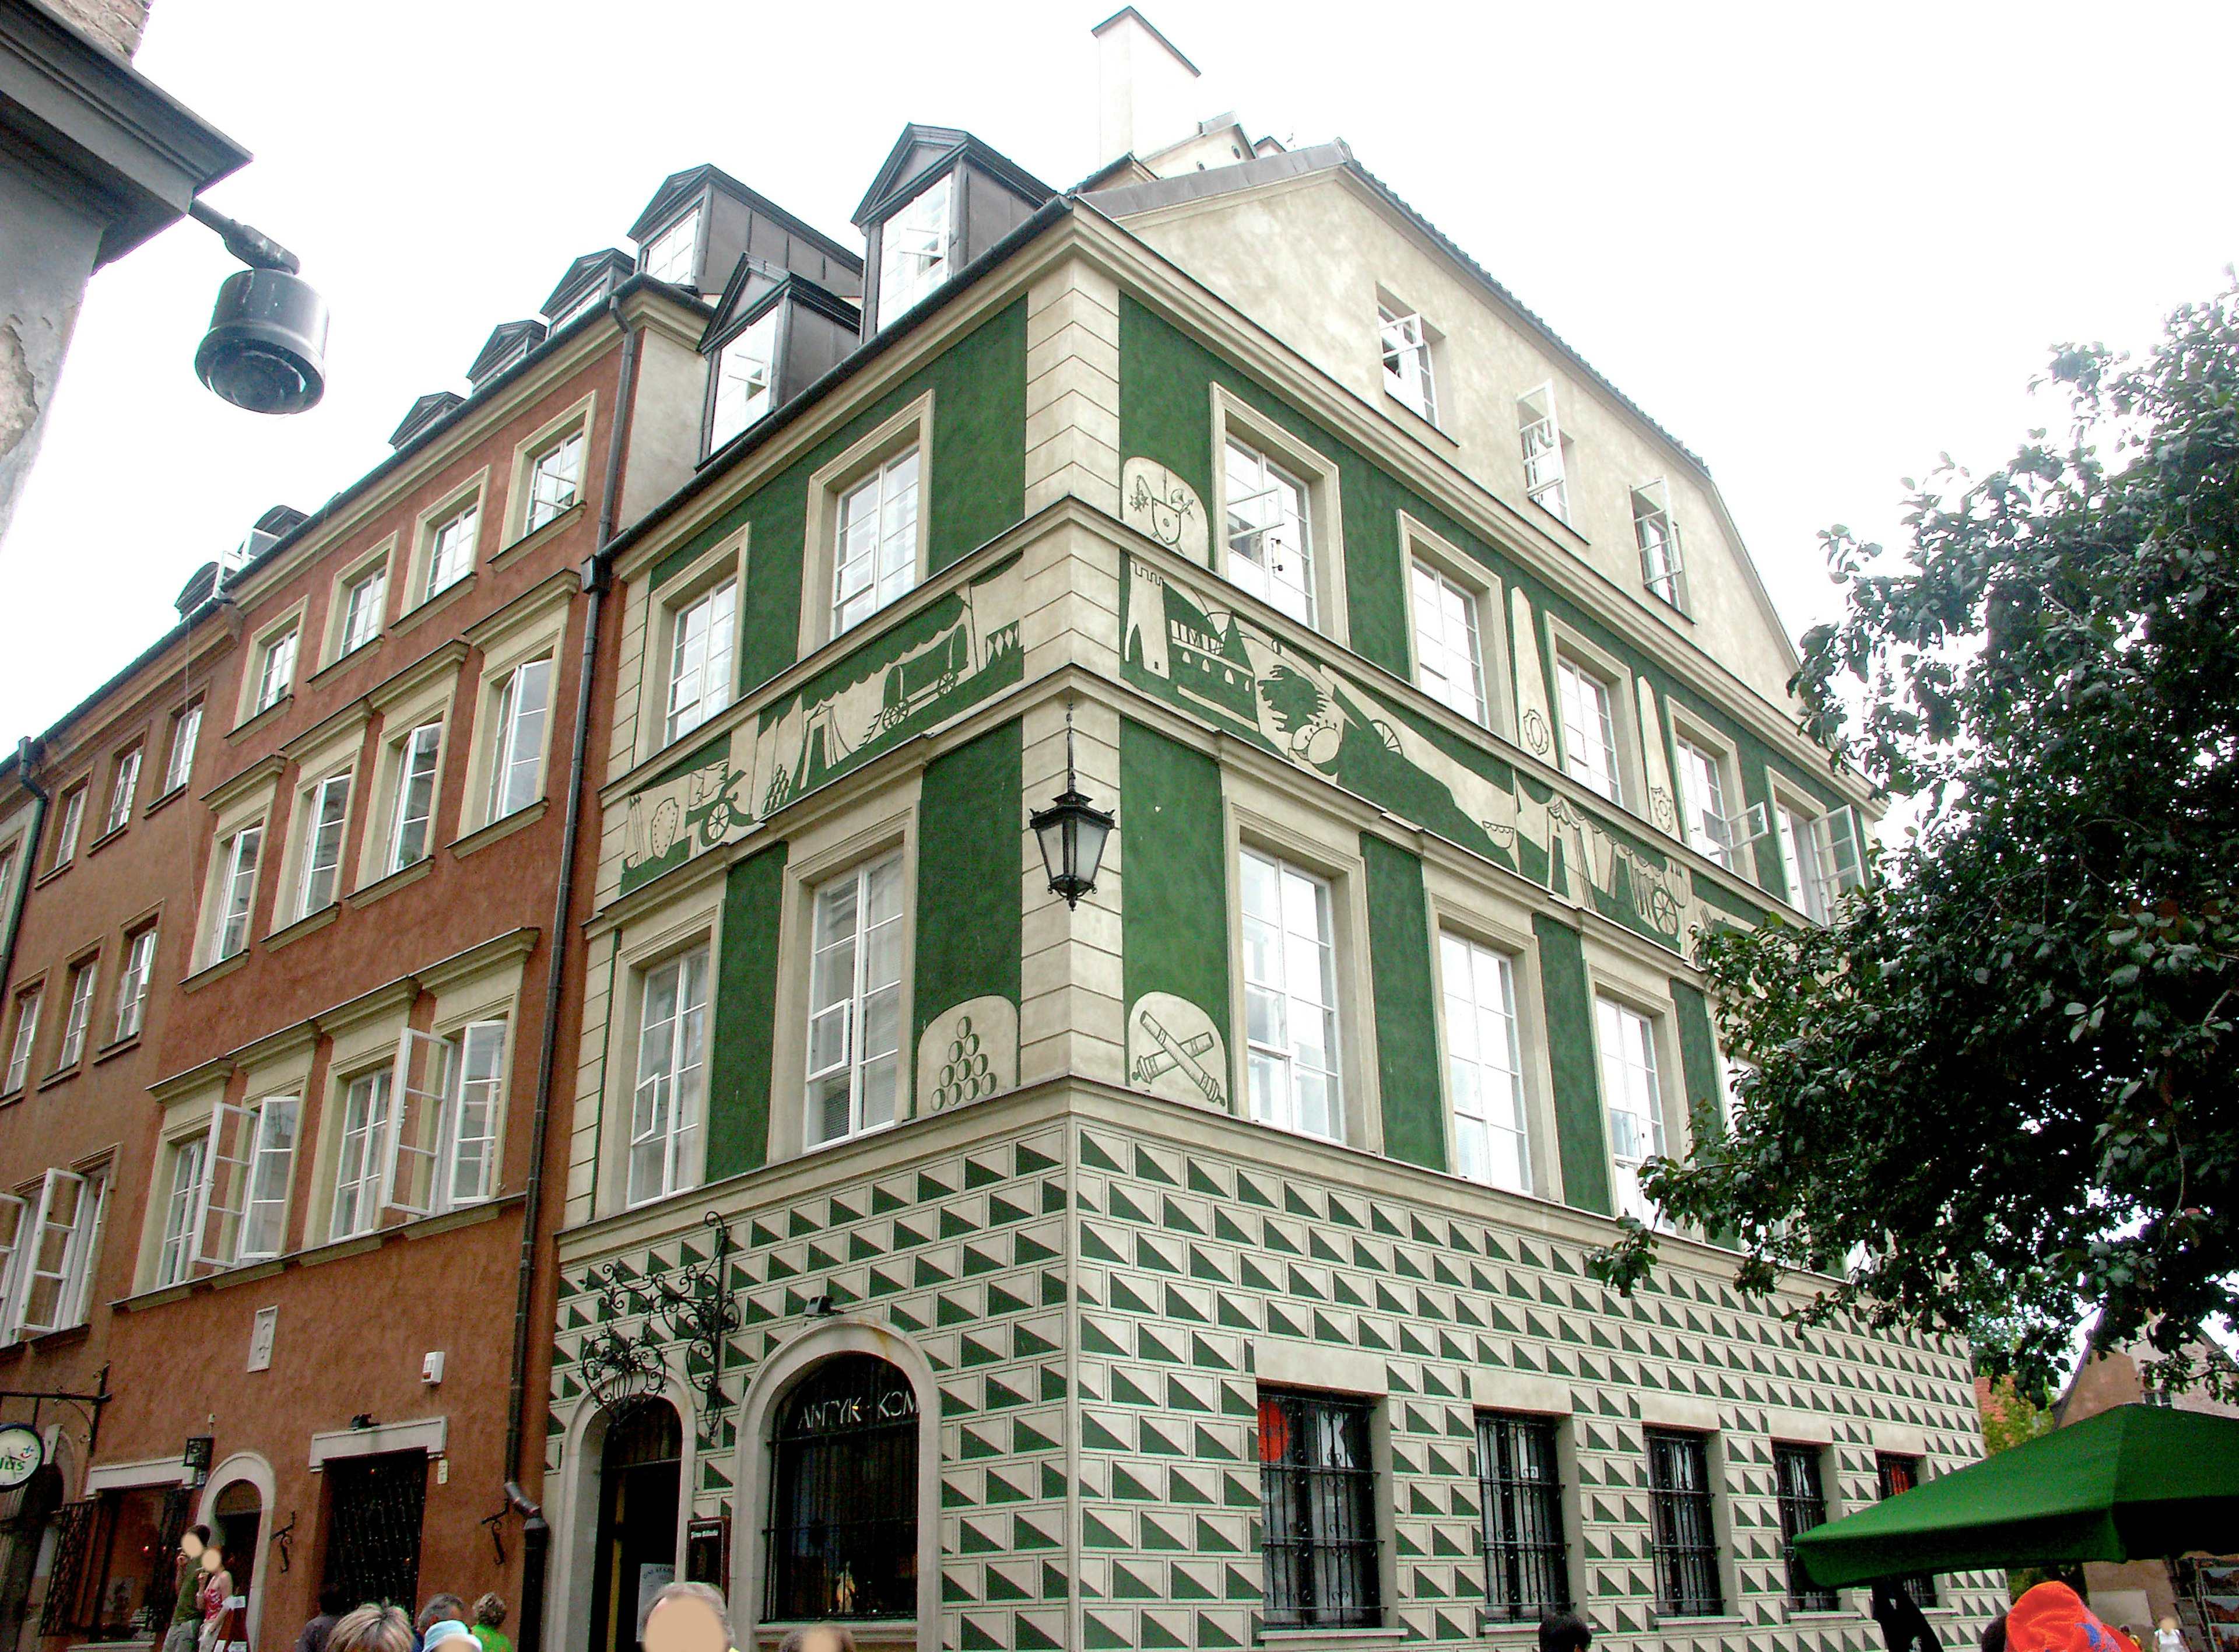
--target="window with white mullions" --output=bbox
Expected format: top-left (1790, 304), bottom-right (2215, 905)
top-left (486, 658), bottom-right (553, 820)
top-left (1596, 997), bottom-right (1668, 1228)
top-left (1476, 1411), bottom-right (1570, 1620)
top-left (1518, 385), bottom-right (1570, 522)
top-left (1633, 481), bottom-right (1686, 609)
top-left (876, 171), bottom-right (953, 328)
top-left (163, 703), bottom-right (202, 795)
top-left (155, 1137), bottom-right (206, 1287)
top-left (1556, 660), bottom-right (1620, 801)
top-left (380, 1021), bottom-right (504, 1218)
top-left (1257, 1387), bottom-right (1382, 1630)
top-left (386, 722), bottom-right (442, 872)
top-left (630, 950), bottom-right (708, 1206)
top-left (666, 581), bottom-right (738, 744)
top-left (5, 990), bottom-right (40, 1093)
top-left (236, 1099), bottom-right (299, 1260)
top-left (1241, 848), bottom-right (1342, 1142)
top-left (14, 1169), bottom-right (102, 1337)
top-left (833, 450), bottom-right (920, 636)
top-left (641, 208), bottom-right (700, 286)
top-left (1411, 559), bottom-right (1486, 724)
top-left (294, 773), bottom-right (352, 918)
top-left (525, 430), bottom-right (584, 533)
top-left (445, 1021), bottom-right (506, 1208)
top-left (52, 788), bottom-right (84, 864)
top-left (424, 503), bottom-right (478, 600)
top-left (113, 928), bottom-right (156, 1042)
top-left (55, 959), bottom-right (95, 1068)
top-left (710, 310), bottom-right (780, 449)
top-left (254, 629), bottom-right (298, 713)
top-left (1674, 738), bottom-right (1733, 867)
top-left (1645, 1428), bottom-right (1723, 1616)
top-left (329, 1067), bottom-right (392, 1239)
top-left (339, 564), bottom-right (388, 654)
top-left (1440, 934), bottom-right (1530, 1194)
top-left (1380, 303), bottom-right (1437, 422)
top-left (1224, 439), bottom-right (1314, 625)
top-left (806, 855), bottom-right (906, 1149)
top-left (104, 748), bottom-right (139, 833)
top-left (1774, 1443), bottom-right (1836, 1610)
top-left (1776, 802), bottom-right (1865, 923)
top-left (0, 1197), bottom-right (24, 1334)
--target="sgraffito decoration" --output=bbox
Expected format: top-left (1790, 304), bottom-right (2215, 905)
top-left (915, 997), bottom-right (1019, 1115)
top-left (620, 555), bottom-right (1026, 893)
top-left (1125, 992), bottom-right (1227, 1110)
top-left (1120, 551), bottom-right (1700, 953)
top-left (1121, 458), bottom-right (1210, 566)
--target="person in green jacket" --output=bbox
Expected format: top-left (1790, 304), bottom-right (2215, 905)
top-left (162, 1526), bottom-right (213, 1652)
top-left (468, 1594), bottom-right (510, 1652)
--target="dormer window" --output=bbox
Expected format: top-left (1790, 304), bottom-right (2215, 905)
top-left (643, 208), bottom-right (701, 287)
top-left (708, 308), bottom-right (780, 450)
top-left (877, 173), bottom-right (953, 328)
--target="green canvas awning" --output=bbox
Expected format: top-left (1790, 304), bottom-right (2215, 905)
top-left (1794, 1404), bottom-right (2239, 1589)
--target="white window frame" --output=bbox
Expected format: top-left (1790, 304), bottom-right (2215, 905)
top-left (1409, 557), bottom-right (1486, 725)
top-left (708, 308), bottom-right (780, 451)
top-left (522, 427), bottom-right (585, 536)
top-left (55, 957), bottom-right (95, 1069)
top-left (4, 989), bottom-right (39, 1094)
top-left (832, 448), bottom-right (922, 639)
top-left (162, 703), bottom-right (202, 796)
top-left (1223, 435), bottom-right (1316, 627)
top-left (1633, 480), bottom-right (1687, 611)
top-left (208, 823), bottom-right (264, 965)
top-left (1209, 387), bottom-right (1349, 642)
top-left (421, 497), bottom-right (480, 604)
top-left (1774, 797), bottom-right (1864, 923)
top-left (1238, 847), bottom-right (1344, 1144)
top-left (641, 207), bottom-right (701, 286)
top-left (0, 1194), bottom-right (25, 1335)
top-left (154, 1135), bottom-right (206, 1287)
top-left (1437, 931), bottom-right (1531, 1195)
top-left (252, 626), bottom-right (299, 715)
top-left (383, 721), bottom-right (443, 874)
top-left (377, 1017), bottom-right (508, 1220)
top-left (329, 1065), bottom-right (392, 1240)
top-left (113, 927), bottom-right (156, 1043)
top-left (876, 170), bottom-right (954, 329)
top-left (803, 853), bottom-right (907, 1152)
top-left (234, 1097), bottom-right (300, 1261)
top-left (103, 748), bottom-right (140, 835)
top-left (628, 948), bottom-right (709, 1208)
top-left (292, 771), bottom-right (353, 920)
top-left (801, 395), bottom-right (933, 656)
top-left (1673, 735), bottom-right (1735, 868)
top-left (483, 657), bottom-right (555, 824)
top-left (665, 578), bottom-right (739, 747)
top-left (1519, 383), bottom-right (1571, 524)
top-left (11, 1168), bottom-right (103, 1338)
top-left (51, 788), bottom-right (85, 867)
top-left (1378, 298), bottom-right (1438, 424)
top-left (1556, 655), bottom-right (1622, 804)
top-left (337, 560), bottom-right (389, 657)
top-left (1595, 995), bottom-right (1671, 1230)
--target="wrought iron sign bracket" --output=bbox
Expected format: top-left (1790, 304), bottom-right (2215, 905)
top-left (580, 1212), bottom-right (741, 1415)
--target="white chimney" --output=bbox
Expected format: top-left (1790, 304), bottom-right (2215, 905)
top-left (1093, 8), bottom-right (1203, 167)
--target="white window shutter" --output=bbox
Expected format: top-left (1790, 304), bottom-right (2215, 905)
top-left (16, 1169), bottom-right (86, 1335)
top-left (192, 1102), bottom-right (256, 1269)
top-left (1822, 805), bottom-right (1866, 893)
top-left (383, 1029), bottom-right (455, 1218)
top-left (0, 1192), bottom-right (27, 1342)
top-left (1723, 801), bottom-right (1771, 849)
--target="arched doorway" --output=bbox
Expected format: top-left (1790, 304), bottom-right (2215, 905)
top-left (588, 1401), bottom-right (680, 1652)
top-left (764, 1355), bottom-right (917, 1623)
top-left (212, 1481), bottom-right (261, 1629)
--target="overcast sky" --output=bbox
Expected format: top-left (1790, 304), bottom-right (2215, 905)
top-left (6, 0), bottom-right (2235, 740)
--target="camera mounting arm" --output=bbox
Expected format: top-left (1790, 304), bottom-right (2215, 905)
top-left (188, 199), bottom-right (300, 275)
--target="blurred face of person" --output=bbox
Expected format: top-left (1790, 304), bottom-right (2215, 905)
top-left (641, 1598), bottom-right (726, 1652)
top-left (795, 1633), bottom-right (845, 1652)
top-left (200, 1547), bottom-right (223, 1575)
top-left (180, 1531), bottom-right (205, 1561)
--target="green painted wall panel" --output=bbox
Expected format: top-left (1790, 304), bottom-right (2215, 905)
top-left (914, 718), bottom-right (1024, 1046)
top-left (1360, 833), bottom-right (1444, 1172)
top-left (1669, 977), bottom-right (1721, 1135)
top-left (708, 840), bottom-right (789, 1179)
top-left (1119, 718), bottom-right (1230, 1047)
top-left (1533, 913), bottom-right (1610, 1215)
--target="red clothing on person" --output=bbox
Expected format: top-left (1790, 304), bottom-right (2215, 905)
top-left (2006, 1583), bottom-right (2142, 1652)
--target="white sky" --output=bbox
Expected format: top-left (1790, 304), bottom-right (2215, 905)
top-left (6, 0), bottom-right (2236, 739)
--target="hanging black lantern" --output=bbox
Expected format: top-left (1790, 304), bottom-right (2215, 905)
top-left (1031, 702), bottom-right (1114, 909)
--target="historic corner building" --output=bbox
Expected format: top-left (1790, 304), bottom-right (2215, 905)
top-left (548, 44), bottom-right (1994, 1652)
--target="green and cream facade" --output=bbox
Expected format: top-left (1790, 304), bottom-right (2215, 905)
top-left (546, 164), bottom-right (1993, 1652)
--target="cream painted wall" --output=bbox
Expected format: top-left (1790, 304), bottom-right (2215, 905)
top-left (1113, 170), bottom-right (1803, 708)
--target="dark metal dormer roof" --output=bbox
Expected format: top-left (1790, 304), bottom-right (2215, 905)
top-left (389, 391), bottom-right (467, 450)
top-left (254, 504), bottom-right (310, 537)
top-left (629, 165), bottom-right (864, 279)
top-left (701, 255), bottom-right (861, 352)
top-left (466, 320), bottom-right (549, 391)
top-left (851, 124), bottom-right (1054, 229)
top-left (541, 249), bottom-right (636, 324)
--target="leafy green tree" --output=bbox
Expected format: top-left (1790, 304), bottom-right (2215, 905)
top-left (1591, 284), bottom-right (2239, 1394)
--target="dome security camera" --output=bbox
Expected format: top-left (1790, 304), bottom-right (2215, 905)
top-left (196, 266), bottom-right (328, 415)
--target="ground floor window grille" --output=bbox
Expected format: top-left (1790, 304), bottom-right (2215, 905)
top-left (765, 1354), bottom-right (918, 1621)
top-left (1774, 1443), bottom-right (1837, 1609)
top-left (1876, 1454), bottom-right (1937, 1605)
top-left (1645, 1428), bottom-right (1722, 1616)
top-left (320, 1451), bottom-right (426, 1609)
top-left (1258, 1387), bottom-right (1381, 1630)
top-left (1476, 1411), bottom-right (1568, 1620)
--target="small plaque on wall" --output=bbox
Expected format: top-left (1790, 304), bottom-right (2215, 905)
top-left (685, 1514), bottom-right (729, 1592)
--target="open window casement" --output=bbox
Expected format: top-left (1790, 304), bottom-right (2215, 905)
top-left (381, 1029), bottom-right (457, 1219)
top-left (1810, 805), bottom-right (1866, 910)
top-left (1714, 800), bottom-right (1771, 858)
top-left (1518, 384), bottom-right (1569, 522)
top-left (445, 1021), bottom-right (506, 1208)
top-left (191, 1102), bottom-right (259, 1270)
top-left (15, 1169), bottom-right (89, 1335)
top-left (1631, 480), bottom-right (1686, 609)
top-left (0, 1193), bottom-right (27, 1339)
top-left (235, 1100), bottom-right (299, 1261)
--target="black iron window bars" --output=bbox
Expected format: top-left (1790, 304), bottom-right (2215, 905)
top-left (1258, 1387), bottom-right (1382, 1631)
top-left (1477, 1411), bottom-right (1571, 1621)
top-left (1645, 1427), bottom-right (1723, 1618)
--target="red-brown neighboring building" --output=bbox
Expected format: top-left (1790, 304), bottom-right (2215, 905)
top-left (0, 170), bottom-right (861, 1650)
